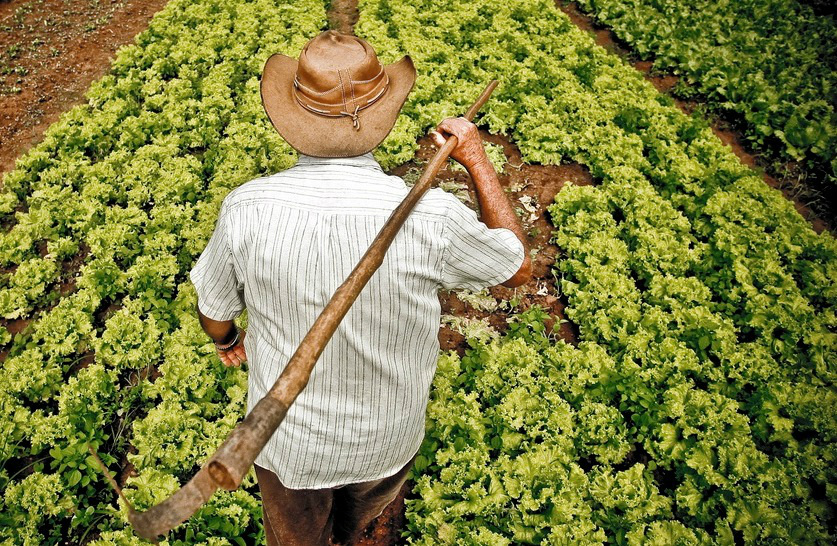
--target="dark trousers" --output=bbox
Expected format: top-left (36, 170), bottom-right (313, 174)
top-left (254, 455), bottom-right (415, 546)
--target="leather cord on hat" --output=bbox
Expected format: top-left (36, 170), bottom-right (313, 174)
top-left (292, 71), bottom-right (390, 131)
top-left (340, 105), bottom-right (362, 130)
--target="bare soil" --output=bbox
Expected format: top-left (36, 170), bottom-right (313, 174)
top-left (0, 0), bottom-right (169, 183)
top-left (389, 133), bottom-right (589, 352)
top-left (327, 0), bottom-right (358, 34)
top-left (350, 132), bottom-right (591, 544)
top-left (348, 482), bottom-right (409, 546)
top-left (328, 4), bottom-right (587, 540)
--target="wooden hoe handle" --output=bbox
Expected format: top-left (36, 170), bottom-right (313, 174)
top-left (111, 79), bottom-right (499, 542)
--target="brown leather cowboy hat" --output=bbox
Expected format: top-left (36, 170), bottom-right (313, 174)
top-left (260, 31), bottom-right (416, 158)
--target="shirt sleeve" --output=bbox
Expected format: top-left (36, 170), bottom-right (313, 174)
top-left (189, 201), bottom-right (245, 321)
top-left (439, 193), bottom-right (526, 291)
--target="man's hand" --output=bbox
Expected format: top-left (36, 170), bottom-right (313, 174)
top-left (430, 117), bottom-right (490, 170)
top-left (217, 329), bottom-right (247, 367)
top-left (429, 117), bottom-right (533, 288)
top-left (196, 304), bottom-right (248, 367)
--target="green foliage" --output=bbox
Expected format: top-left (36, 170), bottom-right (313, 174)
top-left (94, 299), bottom-right (163, 370)
top-left (575, 0), bottom-right (837, 184)
top-left (0, 257), bottom-right (59, 319)
top-left (409, 337), bottom-right (610, 545)
top-left (0, 0), bottom-right (326, 543)
top-left (0, 473), bottom-right (76, 545)
top-left (358, 0), bottom-right (836, 543)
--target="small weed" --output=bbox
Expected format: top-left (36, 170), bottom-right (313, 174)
top-left (6, 44), bottom-right (22, 59)
top-left (49, 48), bottom-right (61, 58)
top-left (500, 293), bottom-right (523, 312)
top-left (84, 16), bottom-right (111, 33)
top-left (402, 166), bottom-right (423, 187)
top-left (13, 3), bottom-right (34, 27)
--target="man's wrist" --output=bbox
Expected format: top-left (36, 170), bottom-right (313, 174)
top-left (464, 152), bottom-right (492, 174)
top-left (215, 327), bottom-right (241, 351)
top-left (214, 324), bottom-right (239, 347)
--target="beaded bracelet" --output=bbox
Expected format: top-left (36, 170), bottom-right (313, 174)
top-left (214, 327), bottom-right (240, 351)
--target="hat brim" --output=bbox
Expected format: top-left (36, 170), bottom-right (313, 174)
top-left (260, 53), bottom-right (416, 158)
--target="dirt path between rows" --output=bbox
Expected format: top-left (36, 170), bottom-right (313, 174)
top-left (327, 0), bottom-right (358, 35)
top-left (324, 3), bottom-right (586, 542)
top-left (350, 129), bottom-right (588, 546)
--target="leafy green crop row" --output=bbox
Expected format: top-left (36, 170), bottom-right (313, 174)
top-left (0, 0), bottom-right (325, 544)
top-left (415, 316), bottom-right (731, 545)
top-left (573, 0), bottom-right (837, 184)
top-left (1, 0), bottom-right (835, 544)
top-left (357, 0), bottom-right (836, 543)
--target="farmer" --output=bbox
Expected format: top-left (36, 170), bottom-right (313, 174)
top-left (189, 30), bottom-right (531, 545)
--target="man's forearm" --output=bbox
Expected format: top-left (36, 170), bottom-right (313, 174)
top-left (466, 158), bottom-right (532, 287)
top-left (429, 116), bottom-right (532, 287)
top-left (196, 304), bottom-right (237, 344)
top-left (467, 159), bottom-right (527, 241)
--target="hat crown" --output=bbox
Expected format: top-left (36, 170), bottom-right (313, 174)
top-left (299, 31), bottom-right (372, 73)
top-left (293, 31), bottom-right (389, 119)
top-left (259, 29), bottom-right (416, 157)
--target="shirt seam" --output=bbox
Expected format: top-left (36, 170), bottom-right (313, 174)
top-left (484, 233), bottom-right (525, 287)
top-left (295, 160), bottom-right (383, 172)
top-left (296, 163), bottom-right (383, 171)
top-left (438, 194), bottom-right (453, 288)
top-left (218, 201), bottom-right (244, 294)
top-left (222, 196), bottom-right (450, 222)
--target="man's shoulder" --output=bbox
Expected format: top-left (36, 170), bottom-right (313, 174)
top-left (219, 168), bottom-right (464, 223)
top-left (219, 171), bottom-right (302, 211)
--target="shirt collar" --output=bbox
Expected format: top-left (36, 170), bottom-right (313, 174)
top-left (296, 152), bottom-right (382, 172)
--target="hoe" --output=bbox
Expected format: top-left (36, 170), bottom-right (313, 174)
top-left (90, 80), bottom-right (499, 543)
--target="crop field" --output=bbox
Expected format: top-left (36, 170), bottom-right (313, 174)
top-left (0, 0), bottom-right (834, 545)
top-left (572, 0), bottom-right (837, 212)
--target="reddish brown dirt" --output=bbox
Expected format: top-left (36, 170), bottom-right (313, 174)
top-left (0, 0), bottom-right (169, 184)
top-left (0, 316), bottom-right (28, 362)
top-left (360, 138), bottom-right (590, 546)
top-left (327, 0), bottom-right (358, 35)
top-left (347, 483), bottom-right (409, 546)
top-left (556, 1), bottom-right (833, 234)
top-left (559, 0), bottom-right (632, 59)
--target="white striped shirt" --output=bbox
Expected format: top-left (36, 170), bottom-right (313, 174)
top-left (189, 152), bottom-right (524, 488)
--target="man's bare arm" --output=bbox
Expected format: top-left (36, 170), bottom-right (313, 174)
top-left (196, 305), bottom-right (248, 367)
top-left (431, 117), bottom-right (533, 288)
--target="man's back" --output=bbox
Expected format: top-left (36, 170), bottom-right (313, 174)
top-left (190, 152), bottom-right (524, 488)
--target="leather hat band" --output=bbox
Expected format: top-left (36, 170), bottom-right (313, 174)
top-left (292, 67), bottom-right (390, 131)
